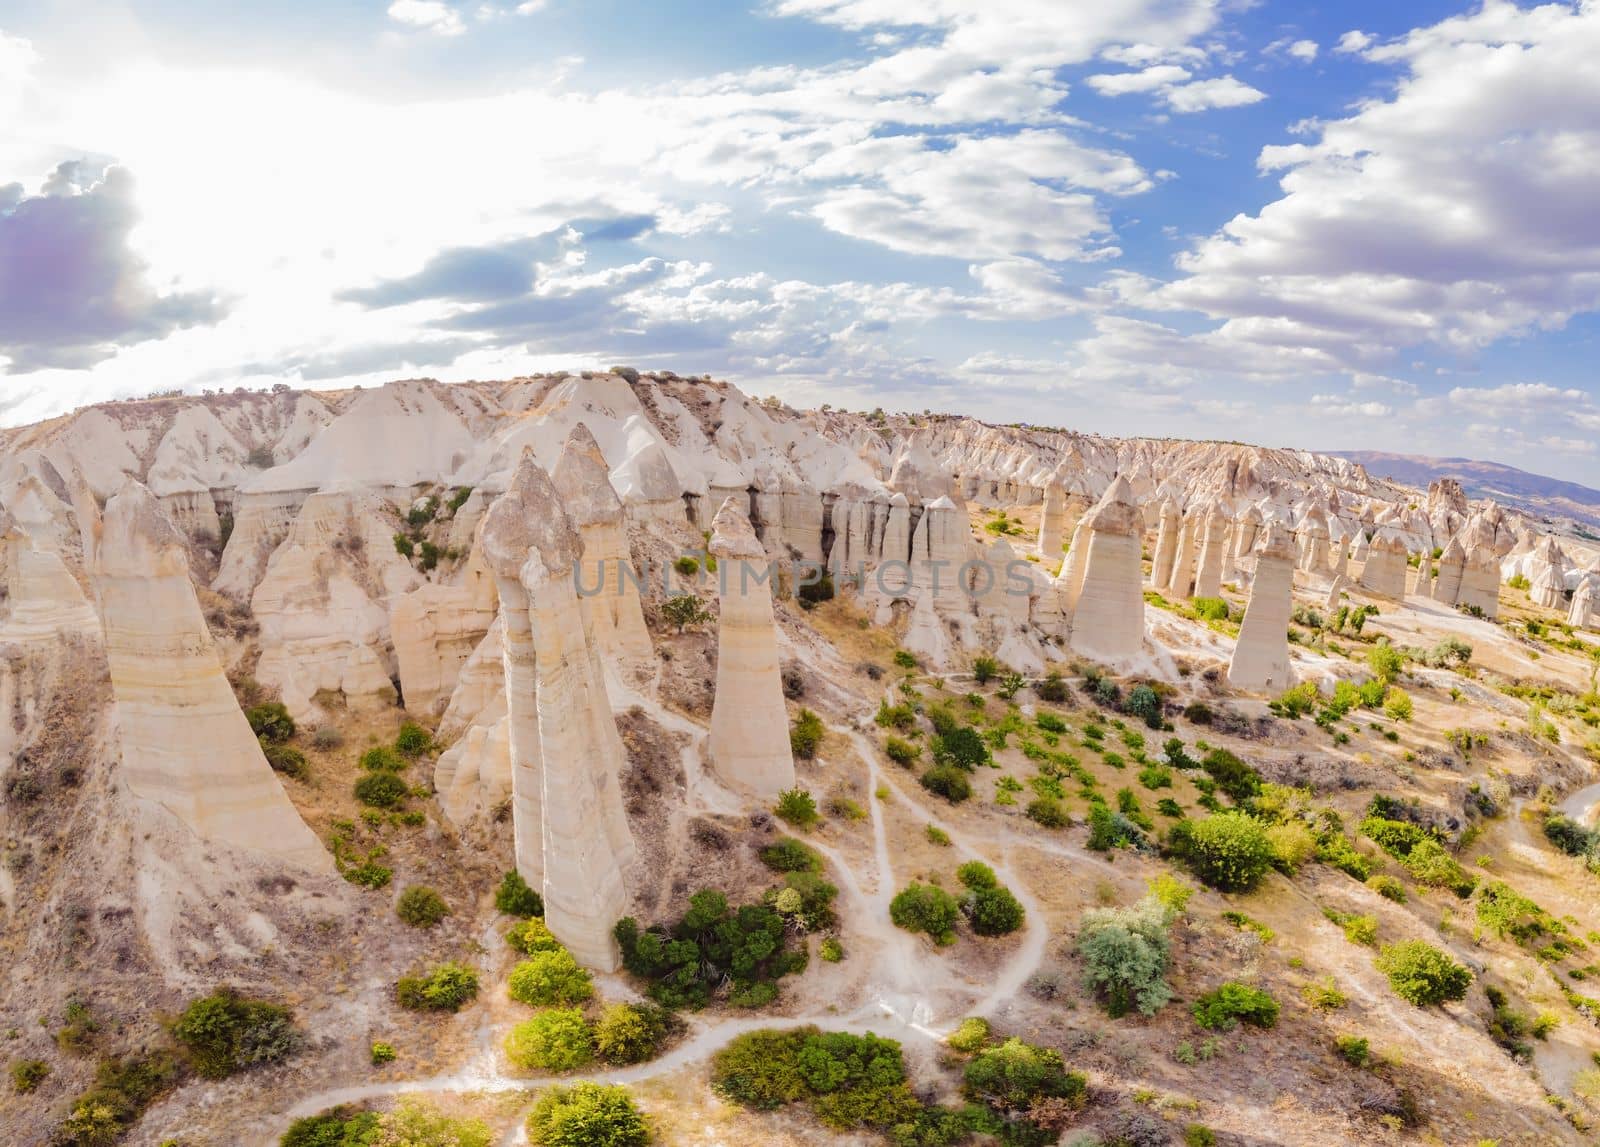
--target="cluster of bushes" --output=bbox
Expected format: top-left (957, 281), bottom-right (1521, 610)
top-left (1359, 811), bottom-right (1475, 897)
top-left (712, 1025), bottom-right (1084, 1147)
top-left (396, 962), bottom-right (480, 1012)
top-left (890, 882), bottom-right (961, 946)
top-left (248, 700), bottom-right (308, 780)
top-left (353, 723), bottom-right (436, 809)
top-left (954, 861), bottom-right (1026, 936)
top-left (172, 990), bottom-right (302, 1079)
top-left (1081, 669), bottom-right (1168, 730)
top-left (54, 1052), bottom-right (183, 1146)
top-left (615, 887), bottom-right (817, 1009)
top-left (326, 818), bottom-right (393, 888)
top-left (284, 1098), bottom-right (491, 1147)
top-left (1167, 812), bottom-right (1275, 892)
top-left (505, 1000), bottom-right (682, 1074)
top-left (1375, 940), bottom-right (1471, 1006)
top-left (1192, 983), bottom-right (1278, 1031)
top-left (1544, 813), bottom-right (1600, 872)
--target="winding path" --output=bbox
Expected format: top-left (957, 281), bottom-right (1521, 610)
top-left (266, 676), bottom-right (1063, 1144)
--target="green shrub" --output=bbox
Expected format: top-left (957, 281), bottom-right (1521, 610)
top-left (1368, 642), bottom-right (1404, 683)
top-left (1192, 597), bottom-right (1230, 622)
top-left (10, 1057), bottom-right (48, 1093)
top-left (956, 860), bottom-right (998, 889)
top-left (396, 885), bottom-right (450, 928)
top-left (973, 656), bottom-right (999, 684)
top-left (1192, 983), bottom-right (1279, 1030)
top-left (1265, 821), bottom-right (1318, 872)
top-left (711, 1027), bottom-right (921, 1133)
top-left (890, 882), bottom-right (961, 944)
top-left (1199, 747), bottom-right (1261, 803)
top-left (528, 1082), bottom-right (652, 1146)
top-left (660, 594), bottom-right (711, 632)
top-left (282, 1105), bottom-right (383, 1146)
top-left (507, 917), bottom-right (562, 955)
top-left (966, 886), bottom-right (1026, 937)
top-left (1171, 812), bottom-right (1274, 892)
top-left (359, 745), bottom-right (406, 772)
top-left (509, 950), bottom-right (595, 1007)
top-left (55, 1053), bottom-right (182, 1146)
top-left (496, 869), bottom-right (545, 918)
top-left (246, 701), bottom-right (295, 743)
top-left (947, 1017), bottom-right (990, 1054)
top-left (790, 709), bottom-right (825, 760)
top-left (395, 721), bottom-right (432, 755)
top-left (1185, 1125), bottom-right (1218, 1147)
top-left (261, 740), bottom-right (308, 780)
top-left (593, 1002), bottom-right (680, 1066)
top-left (1367, 874), bottom-right (1408, 903)
top-left (1035, 671), bottom-right (1069, 702)
top-left (1127, 684), bottom-right (1163, 728)
top-left (353, 771), bottom-right (408, 808)
top-left (615, 889), bottom-right (798, 1009)
top-left (760, 836), bottom-right (822, 873)
top-left (1077, 895), bottom-right (1175, 1016)
top-left (1302, 977), bottom-right (1347, 1011)
top-left (393, 533), bottom-right (415, 558)
top-left (369, 1041), bottom-right (396, 1066)
top-left (875, 700), bottom-right (917, 730)
top-left (674, 555), bottom-right (701, 577)
top-left (893, 650), bottom-right (918, 669)
top-left (932, 726), bottom-right (990, 771)
top-left (884, 736), bottom-right (921, 766)
top-left (820, 937), bottom-right (843, 962)
top-left (1383, 688), bottom-right (1413, 722)
top-left (1375, 940), bottom-right (1472, 1006)
top-left (963, 1037), bottom-right (1087, 1120)
top-left (1026, 796), bottom-right (1068, 828)
top-left (925, 824), bottom-right (952, 847)
top-left (920, 765), bottom-right (972, 803)
top-left (172, 990), bottom-right (301, 1079)
top-left (395, 962), bottom-right (479, 1012)
top-left (506, 1008), bottom-right (594, 1071)
top-left (1335, 1034), bottom-right (1370, 1066)
top-left (1035, 711), bottom-right (1067, 734)
top-left (796, 570), bottom-right (835, 608)
top-left (775, 788), bottom-right (820, 828)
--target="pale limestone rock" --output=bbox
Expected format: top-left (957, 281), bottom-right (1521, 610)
top-left (1532, 565), bottom-right (1567, 611)
top-left (391, 566), bottom-right (498, 719)
top-left (213, 489), bottom-right (309, 599)
top-left (1296, 509), bottom-right (1330, 574)
top-left (902, 587), bottom-right (954, 668)
top-left (1326, 573), bottom-right (1348, 612)
top-left (1166, 506), bottom-right (1199, 598)
top-left (1569, 570), bottom-right (1599, 630)
top-left (432, 616), bottom-right (514, 825)
top-left (708, 497), bottom-right (796, 800)
top-left (1068, 476), bottom-right (1144, 663)
top-left (1150, 498), bottom-right (1180, 589)
top-left (1036, 468), bottom-right (1067, 560)
top-left (1232, 504), bottom-right (1263, 569)
top-left (553, 424), bottom-right (654, 668)
top-left (1192, 502), bottom-right (1230, 599)
top-left (1061, 474), bottom-right (1094, 543)
top-left (252, 491), bottom-right (411, 723)
top-left (1228, 522), bottom-right (1295, 692)
top-left (911, 494), bottom-right (976, 618)
top-left (81, 479), bottom-right (328, 871)
top-left (481, 449), bottom-right (634, 971)
top-left (1359, 530), bottom-right (1408, 599)
top-left (1459, 545), bottom-right (1502, 620)
top-left (0, 518), bottom-right (99, 643)
top-left (1433, 539), bottom-right (1466, 605)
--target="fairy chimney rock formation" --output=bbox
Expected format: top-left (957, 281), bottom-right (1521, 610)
top-left (84, 479), bottom-right (329, 871)
top-left (1433, 538), bottom-right (1466, 605)
top-left (708, 496), bottom-right (797, 801)
top-left (1192, 501), bottom-right (1231, 599)
top-left (1151, 498), bottom-right (1181, 589)
top-left (480, 449), bottom-right (635, 971)
top-left (1068, 476), bottom-right (1145, 663)
top-left (553, 423), bottom-right (654, 666)
top-left (1036, 467), bottom-right (1068, 561)
top-left (1359, 530), bottom-right (1408, 599)
top-left (1228, 521), bottom-right (1296, 692)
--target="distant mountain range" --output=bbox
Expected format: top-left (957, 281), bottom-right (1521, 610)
top-left (1332, 451), bottom-right (1600, 532)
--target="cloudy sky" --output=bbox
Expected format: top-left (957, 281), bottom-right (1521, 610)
top-left (3, 1), bottom-right (1599, 481)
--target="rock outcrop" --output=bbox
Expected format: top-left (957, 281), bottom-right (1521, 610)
top-left (80, 479), bottom-right (328, 871)
top-left (481, 450), bottom-right (635, 970)
top-left (553, 424), bottom-right (654, 671)
top-left (1228, 521), bottom-right (1295, 692)
top-left (1150, 498), bottom-right (1180, 589)
top-left (1192, 502), bottom-right (1231, 599)
top-left (1068, 476), bottom-right (1144, 663)
top-left (708, 497), bottom-right (796, 800)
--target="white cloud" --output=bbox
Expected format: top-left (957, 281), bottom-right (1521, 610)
top-left (1288, 39), bottom-right (1318, 62)
top-left (1087, 65), bottom-right (1191, 95)
top-left (1161, 75), bottom-right (1266, 113)
top-left (387, 0), bottom-right (465, 36)
top-left (1311, 393), bottom-right (1390, 417)
top-left (1335, 30), bottom-right (1373, 54)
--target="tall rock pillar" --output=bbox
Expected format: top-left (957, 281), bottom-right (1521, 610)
top-left (708, 497), bottom-right (796, 800)
top-left (1150, 498), bottom-right (1180, 589)
top-left (1228, 521), bottom-right (1295, 692)
top-left (1068, 476), bottom-right (1145, 663)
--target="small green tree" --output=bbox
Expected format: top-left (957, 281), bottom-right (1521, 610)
top-left (528, 1082), bottom-right (652, 1146)
top-left (506, 1008), bottom-right (594, 1071)
top-left (775, 787), bottom-right (820, 828)
top-left (1192, 983), bottom-right (1279, 1030)
top-left (245, 701), bottom-right (295, 743)
top-left (1172, 812), bottom-right (1274, 892)
top-left (593, 1002), bottom-right (678, 1066)
top-left (1077, 895), bottom-right (1175, 1016)
top-left (790, 709), bottom-right (825, 760)
top-left (396, 886), bottom-right (450, 928)
top-left (353, 771), bottom-right (409, 808)
top-left (509, 950), bottom-right (595, 1007)
top-left (395, 721), bottom-right (433, 755)
top-left (496, 869), bottom-right (544, 917)
top-left (972, 656), bottom-right (999, 684)
top-left (1375, 940), bottom-right (1472, 1006)
top-left (890, 882), bottom-right (961, 944)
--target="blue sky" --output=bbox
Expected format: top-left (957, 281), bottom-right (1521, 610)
top-left (3, 1), bottom-right (1600, 482)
